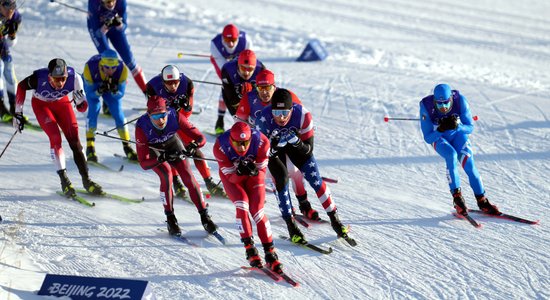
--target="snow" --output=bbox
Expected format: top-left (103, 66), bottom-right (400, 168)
top-left (1, 0), bottom-right (549, 299)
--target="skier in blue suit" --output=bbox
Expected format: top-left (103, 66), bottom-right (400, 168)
top-left (419, 83), bottom-right (500, 216)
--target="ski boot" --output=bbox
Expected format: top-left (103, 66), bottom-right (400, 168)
top-left (243, 237), bottom-right (262, 268)
top-left (298, 196), bottom-right (320, 221)
top-left (123, 144), bottom-right (138, 161)
top-left (199, 208), bottom-right (218, 234)
top-left (283, 215), bottom-right (307, 244)
top-left (0, 101), bottom-right (11, 122)
top-left (214, 116), bottom-right (224, 136)
top-left (102, 101), bottom-right (111, 116)
top-left (263, 242), bottom-right (283, 274)
top-left (166, 213), bottom-right (181, 236)
top-left (83, 177), bottom-right (104, 195)
top-left (476, 194), bottom-right (500, 215)
top-left (327, 210), bottom-right (350, 238)
top-left (452, 188), bottom-right (468, 216)
top-left (57, 169), bottom-right (76, 197)
top-left (173, 175), bottom-right (187, 198)
top-left (205, 177), bottom-right (226, 197)
top-left (86, 146), bottom-right (98, 163)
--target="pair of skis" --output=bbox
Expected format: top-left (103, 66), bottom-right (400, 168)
top-left (57, 189), bottom-right (144, 207)
top-left (169, 230), bottom-right (227, 247)
top-left (453, 209), bottom-right (539, 227)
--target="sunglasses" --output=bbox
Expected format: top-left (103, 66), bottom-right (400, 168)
top-left (150, 112), bottom-right (167, 120)
top-left (231, 139), bottom-right (250, 148)
top-left (50, 76), bottom-right (68, 83)
top-left (239, 65), bottom-right (255, 73)
top-left (256, 85), bottom-right (274, 92)
top-left (164, 80), bottom-right (180, 86)
top-left (223, 37), bottom-right (238, 43)
top-left (102, 0), bottom-right (116, 4)
top-left (102, 65), bottom-right (118, 70)
top-left (272, 109), bottom-right (291, 118)
top-left (436, 99), bottom-right (451, 107)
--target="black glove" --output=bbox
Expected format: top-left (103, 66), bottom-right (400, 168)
top-left (97, 81), bottom-right (109, 94)
top-left (109, 81), bottom-right (119, 94)
top-left (157, 151), bottom-right (181, 163)
top-left (7, 22), bottom-right (18, 36)
top-left (13, 113), bottom-right (25, 133)
top-left (236, 159), bottom-right (259, 176)
top-left (172, 95), bottom-right (190, 111)
top-left (437, 115), bottom-right (458, 132)
top-left (111, 15), bottom-right (123, 27)
top-left (182, 142), bottom-right (198, 157)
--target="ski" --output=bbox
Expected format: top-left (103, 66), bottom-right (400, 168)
top-left (340, 235), bottom-right (358, 247)
top-left (322, 176), bottom-right (338, 184)
top-left (56, 191), bottom-right (95, 207)
top-left (75, 189), bottom-right (144, 204)
top-left (210, 231), bottom-right (227, 245)
top-left (171, 233), bottom-right (201, 247)
top-left (453, 212), bottom-right (482, 228)
top-left (278, 272), bottom-right (300, 287)
top-left (279, 235), bottom-right (333, 254)
top-left (113, 153), bottom-right (139, 164)
top-left (468, 209), bottom-right (539, 225)
top-left (241, 266), bottom-right (282, 282)
top-left (88, 160), bottom-right (124, 172)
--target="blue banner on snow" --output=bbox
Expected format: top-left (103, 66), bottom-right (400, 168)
top-left (296, 39), bottom-right (328, 62)
top-left (37, 274), bottom-right (155, 299)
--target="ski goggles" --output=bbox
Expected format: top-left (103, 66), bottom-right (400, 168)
top-left (272, 109), bottom-right (291, 118)
top-left (256, 85), bottom-right (274, 93)
top-left (223, 36), bottom-right (238, 43)
top-left (435, 99), bottom-right (452, 110)
top-left (231, 139), bottom-right (251, 148)
top-left (239, 64), bottom-right (255, 73)
top-left (100, 57), bottom-right (119, 68)
top-left (163, 79), bottom-right (180, 86)
top-left (150, 112), bottom-right (167, 120)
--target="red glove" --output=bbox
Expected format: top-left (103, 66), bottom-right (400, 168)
top-left (241, 82), bottom-right (253, 95)
top-left (76, 100), bottom-right (88, 112)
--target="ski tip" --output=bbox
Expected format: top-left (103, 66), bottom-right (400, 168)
top-left (117, 165), bottom-right (124, 172)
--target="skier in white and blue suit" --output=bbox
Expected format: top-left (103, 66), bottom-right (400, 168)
top-left (419, 83), bottom-right (500, 216)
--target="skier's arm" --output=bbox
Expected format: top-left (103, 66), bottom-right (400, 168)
top-left (213, 139), bottom-right (240, 183)
top-left (456, 95), bottom-right (474, 134)
top-left (177, 114), bottom-right (206, 148)
top-left (135, 126), bottom-right (159, 170)
top-left (15, 74), bottom-right (38, 114)
top-left (210, 40), bottom-right (226, 79)
top-left (419, 102), bottom-right (443, 144)
top-left (235, 93), bottom-right (251, 123)
top-left (87, 0), bottom-right (102, 30)
top-left (221, 68), bottom-right (239, 106)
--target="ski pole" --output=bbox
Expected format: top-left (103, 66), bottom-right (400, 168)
top-left (49, 0), bottom-right (88, 14)
top-left (0, 130), bottom-right (18, 159)
top-left (177, 53), bottom-right (211, 59)
top-left (102, 116), bottom-right (141, 134)
top-left (131, 107), bottom-right (203, 115)
top-left (192, 79), bottom-right (222, 86)
top-left (383, 115), bottom-right (478, 122)
top-left (95, 131), bottom-right (219, 162)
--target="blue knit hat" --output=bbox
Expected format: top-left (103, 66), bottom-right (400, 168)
top-left (434, 84), bottom-right (452, 101)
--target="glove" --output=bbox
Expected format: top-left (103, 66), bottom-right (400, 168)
top-left (97, 81), bottom-right (109, 94)
top-left (241, 82), bottom-right (253, 95)
top-left (437, 115), bottom-right (458, 132)
top-left (157, 151), bottom-right (181, 163)
top-left (172, 95), bottom-right (190, 111)
top-left (182, 142), bottom-right (198, 157)
top-left (269, 129), bottom-right (283, 155)
top-left (281, 131), bottom-right (301, 146)
top-left (13, 113), bottom-right (25, 133)
top-left (236, 159), bottom-right (258, 176)
top-left (76, 100), bottom-right (88, 113)
top-left (109, 82), bottom-right (119, 94)
top-left (111, 15), bottom-right (123, 27)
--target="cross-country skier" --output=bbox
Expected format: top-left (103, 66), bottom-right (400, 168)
top-left (255, 89), bottom-right (352, 243)
top-left (14, 58), bottom-right (104, 197)
top-left (213, 122), bottom-right (284, 273)
top-left (419, 83), bottom-right (500, 216)
top-left (87, 0), bottom-right (147, 115)
top-left (236, 69), bottom-right (318, 221)
top-left (82, 49), bottom-right (137, 162)
top-left (210, 23), bottom-right (252, 135)
top-left (146, 65), bottom-right (226, 198)
top-left (0, 0), bottom-right (21, 121)
top-left (135, 95), bottom-right (218, 236)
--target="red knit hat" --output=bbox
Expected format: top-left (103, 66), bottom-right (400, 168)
top-left (230, 122), bottom-right (251, 142)
top-left (222, 24), bottom-right (239, 39)
top-left (147, 95), bottom-right (167, 114)
top-left (256, 69), bottom-right (275, 86)
top-left (238, 49), bottom-right (256, 66)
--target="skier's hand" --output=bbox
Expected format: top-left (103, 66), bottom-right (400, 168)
top-left (236, 159), bottom-right (258, 176)
top-left (182, 142), bottom-right (198, 157)
top-left (76, 100), bottom-right (88, 113)
top-left (111, 15), bottom-right (123, 28)
top-left (157, 151), bottom-right (181, 163)
top-left (13, 113), bottom-right (25, 133)
top-left (98, 81), bottom-right (109, 94)
top-left (109, 82), bottom-right (119, 94)
top-left (281, 131), bottom-right (301, 146)
top-left (437, 115), bottom-right (458, 132)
